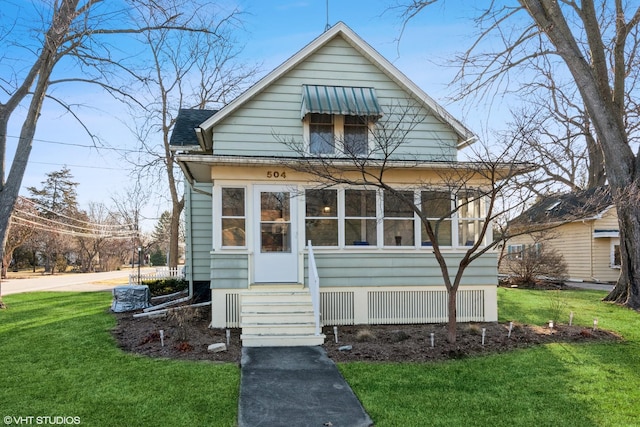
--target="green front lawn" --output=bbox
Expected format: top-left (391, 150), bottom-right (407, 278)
top-left (0, 292), bottom-right (238, 427)
top-left (1, 288), bottom-right (638, 426)
top-left (340, 288), bottom-right (640, 426)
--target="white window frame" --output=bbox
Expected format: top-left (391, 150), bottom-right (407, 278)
top-left (300, 186), bottom-right (490, 251)
top-left (304, 114), bottom-right (373, 156)
top-left (611, 239), bottom-right (621, 268)
top-left (217, 185), bottom-right (248, 249)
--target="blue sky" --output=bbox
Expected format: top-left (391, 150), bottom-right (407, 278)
top-left (5, 0), bottom-right (494, 230)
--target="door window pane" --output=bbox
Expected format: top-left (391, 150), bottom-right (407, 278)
top-left (260, 192), bottom-right (291, 253)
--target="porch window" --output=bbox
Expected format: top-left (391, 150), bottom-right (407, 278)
top-left (305, 189), bottom-right (338, 246)
top-left (221, 188), bottom-right (246, 247)
top-left (309, 114), bottom-right (334, 154)
top-left (383, 190), bottom-right (415, 246)
top-left (345, 189), bottom-right (377, 246)
top-left (420, 191), bottom-right (453, 246)
top-left (457, 192), bottom-right (486, 246)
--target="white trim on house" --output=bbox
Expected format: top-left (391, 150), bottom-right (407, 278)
top-left (197, 22), bottom-right (476, 150)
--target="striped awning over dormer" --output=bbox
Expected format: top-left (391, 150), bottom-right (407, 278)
top-left (301, 85), bottom-right (383, 119)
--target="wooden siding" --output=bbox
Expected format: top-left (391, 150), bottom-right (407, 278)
top-left (592, 208), bottom-right (620, 282)
top-left (505, 213), bottom-right (620, 282)
top-left (305, 252), bottom-right (497, 287)
top-left (184, 183), bottom-right (213, 282)
top-left (211, 36), bottom-right (457, 160)
top-left (211, 253), bottom-right (248, 289)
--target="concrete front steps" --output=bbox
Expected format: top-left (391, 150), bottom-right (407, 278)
top-left (240, 285), bottom-right (325, 347)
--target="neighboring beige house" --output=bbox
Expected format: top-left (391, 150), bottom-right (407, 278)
top-left (504, 187), bottom-right (620, 283)
top-left (170, 22), bottom-right (501, 347)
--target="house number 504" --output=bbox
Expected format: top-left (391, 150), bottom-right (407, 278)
top-left (266, 171), bottom-right (286, 179)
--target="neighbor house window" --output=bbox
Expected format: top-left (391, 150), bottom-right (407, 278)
top-left (221, 188), bottom-right (245, 247)
top-left (507, 244), bottom-right (524, 260)
top-left (305, 189), bottom-right (338, 246)
top-left (344, 189), bottom-right (377, 246)
top-left (309, 114), bottom-right (334, 154)
top-left (612, 242), bottom-right (621, 268)
top-left (457, 192), bottom-right (486, 246)
top-left (383, 190), bottom-right (415, 246)
top-left (421, 191), bottom-right (453, 246)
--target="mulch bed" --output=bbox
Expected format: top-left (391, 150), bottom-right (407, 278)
top-left (111, 305), bottom-right (621, 364)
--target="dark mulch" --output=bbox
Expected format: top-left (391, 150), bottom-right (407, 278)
top-left (111, 305), bottom-right (620, 364)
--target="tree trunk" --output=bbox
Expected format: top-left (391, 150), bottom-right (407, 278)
top-left (604, 187), bottom-right (640, 308)
top-left (521, 0), bottom-right (640, 310)
top-left (447, 289), bottom-right (457, 344)
top-left (168, 200), bottom-right (183, 269)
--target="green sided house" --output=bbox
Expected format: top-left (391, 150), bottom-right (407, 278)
top-left (170, 22), bottom-right (499, 347)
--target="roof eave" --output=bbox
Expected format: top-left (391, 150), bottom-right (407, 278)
top-left (198, 22), bottom-right (476, 145)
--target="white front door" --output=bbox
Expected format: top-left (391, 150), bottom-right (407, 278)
top-left (253, 185), bottom-right (298, 283)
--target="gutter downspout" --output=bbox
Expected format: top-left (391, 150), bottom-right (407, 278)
top-left (186, 183), bottom-right (194, 300)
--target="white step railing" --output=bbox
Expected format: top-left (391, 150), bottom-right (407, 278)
top-left (308, 240), bottom-right (321, 336)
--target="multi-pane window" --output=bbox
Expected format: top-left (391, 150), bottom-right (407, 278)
top-left (507, 244), bottom-right (524, 260)
top-left (309, 114), bottom-right (370, 155)
top-left (344, 189), bottom-right (377, 246)
top-left (457, 192), bottom-right (486, 246)
top-left (305, 189), bottom-right (338, 246)
top-left (309, 114), bottom-right (334, 154)
top-left (383, 190), bottom-right (415, 246)
top-left (420, 191), bottom-right (452, 246)
top-left (221, 188), bottom-right (246, 247)
top-left (344, 116), bottom-right (368, 155)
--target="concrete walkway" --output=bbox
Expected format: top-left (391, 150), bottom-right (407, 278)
top-left (239, 346), bottom-right (373, 427)
top-left (564, 281), bottom-right (615, 292)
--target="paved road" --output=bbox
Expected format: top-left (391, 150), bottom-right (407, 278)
top-left (0, 268), bottom-right (156, 295)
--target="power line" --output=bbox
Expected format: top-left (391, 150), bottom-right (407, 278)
top-left (7, 134), bottom-right (141, 154)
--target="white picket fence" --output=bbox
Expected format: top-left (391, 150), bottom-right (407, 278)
top-left (129, 267), bottom-right (184, 285)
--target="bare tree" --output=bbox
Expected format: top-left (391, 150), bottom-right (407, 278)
top-left (2, 198), bottom-right (36, 279)
top-left (126, 4), bottom-right (258, 268)
top-left (0, 0), bottom-right (242, 306)
top-left (397, 1), bottom-right (640, 309)
top-left (277, 108), bottom-right (534, 343)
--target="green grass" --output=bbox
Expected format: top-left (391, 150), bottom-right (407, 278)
top-left (0, 292), bottom-right (239, 427)
top-left (340, 288), bottom-right (640, 427)
top-left (2, 289), bottom-right (639, 426)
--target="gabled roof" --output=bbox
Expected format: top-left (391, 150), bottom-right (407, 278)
top-left (197, 22), bottom-right (475, 150)
top-left (170, 109), bottom-right (218, 149)
top-left (511, 187), bottom-right (613, 226)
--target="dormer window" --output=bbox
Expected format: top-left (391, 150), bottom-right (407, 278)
top-left (309, 113), bottom-right (334, 154)
top-left (301, 85), bottom-right (382, 156)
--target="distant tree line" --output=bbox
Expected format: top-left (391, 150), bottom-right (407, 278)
top-left (1, 167), bottom-right (176, 278)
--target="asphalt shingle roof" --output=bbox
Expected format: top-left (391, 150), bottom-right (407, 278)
top-left (169, 109), bottom-right (217, 147)
top-left (511, 186), bottom-right (612, 226)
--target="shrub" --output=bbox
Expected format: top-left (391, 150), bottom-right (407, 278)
top-left (142, 278), bottom-right (188, 297)
top-left (149, 249), bottom-right (166, 266)
top-left (503, 242), bottom-right (568, 288)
